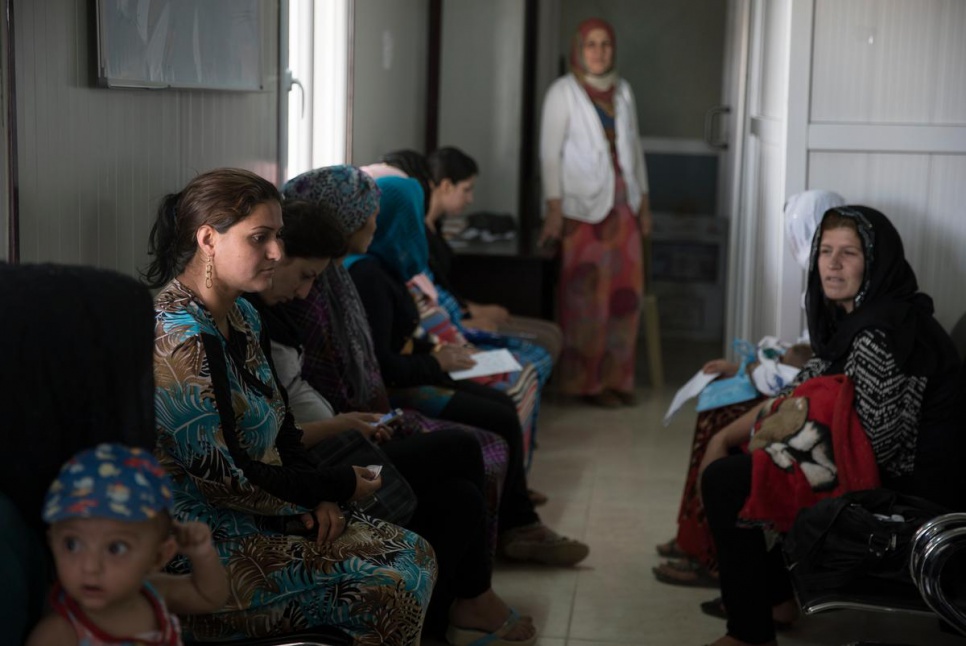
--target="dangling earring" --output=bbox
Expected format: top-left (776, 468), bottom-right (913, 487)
top-left (205, 255), bottom-right (213, 289)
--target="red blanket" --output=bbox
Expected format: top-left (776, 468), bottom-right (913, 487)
top-left (738, 374), bottom-right (880, 532)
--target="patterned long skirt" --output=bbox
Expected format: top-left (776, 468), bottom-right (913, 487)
top-left (180, 514), bottom-right (436, 646)
top-left (558, 206), bottom-right (643, 396)
top-left (674, 398), bottom-right (765, 571)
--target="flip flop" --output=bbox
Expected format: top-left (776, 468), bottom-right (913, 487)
top-left (655, 537), bottom-right (687, 559)
top-left (445, 607), bottom-right (537, 646)
top-left (652, 559), bottom-right (720, 588)
top-left (699, 597), bottom-right (794, 632)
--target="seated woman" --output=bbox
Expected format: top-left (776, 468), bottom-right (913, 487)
top-left (280, 166), bottom-right (509, 558)
top-left (245, 198), bottom-right (536, 645)
top-left (653, 190), bottom-right (844, 589)
top-left (366, 153), bottom-right (562, 476)
top-left (143, 167), bottom-right (436, 644)
top-left (700, 205), bottom-right (964, 646)
top-left (380, 146), bottom-right (562, 367)
top-left (281, 166), bottom-right (588, 567)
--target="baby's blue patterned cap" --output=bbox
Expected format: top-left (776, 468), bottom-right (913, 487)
top-left (43, 443), bottom-right (173, 524)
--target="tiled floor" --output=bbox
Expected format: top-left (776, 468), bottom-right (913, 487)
top-left (480, 339), bottom-right (964, 646)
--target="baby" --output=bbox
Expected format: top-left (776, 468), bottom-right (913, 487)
top-left (26, 443), bottom-right (228, 646)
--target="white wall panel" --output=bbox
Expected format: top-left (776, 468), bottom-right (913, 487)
top-left (812, 0), bottom-right (966, 125)
top-left (749, 139), bottom-right (785, 342)
top-left (439, 0), bottom-right (524, 217)
top-left (934, 0), bottom-right (966, 123)
top-left (808, 150), bottom-right (966, 329)
top-left (924, 155), bottom-right (966, 329)
top-left (759, 0), bottom-right (789, 121)
top-left (350, 0), bottom-right (428, 166)
top-left (14, 0), bottom-right (279, 276)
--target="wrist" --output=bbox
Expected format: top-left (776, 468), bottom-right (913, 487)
top-left (186, 545), bottom-right (219, 563)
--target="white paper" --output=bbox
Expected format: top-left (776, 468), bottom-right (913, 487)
top-left (449, 349), bottom-right (523, 380)
top-left (663, 370), bottom-right (720, 427)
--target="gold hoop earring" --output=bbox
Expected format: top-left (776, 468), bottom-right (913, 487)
top-left (205, 256), bottom-right (213, 289)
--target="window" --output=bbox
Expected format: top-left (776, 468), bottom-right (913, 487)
top-left (285, 0), bottom-right (350, 180)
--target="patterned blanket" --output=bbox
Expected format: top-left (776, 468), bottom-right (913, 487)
top-left (739, 374), bottom-right (881, 532)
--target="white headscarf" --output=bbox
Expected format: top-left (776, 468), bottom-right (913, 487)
top-left (784, 190), bottom-right (847, 270)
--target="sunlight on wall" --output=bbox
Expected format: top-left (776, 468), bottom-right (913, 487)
top-left (286, 0), bottom-right (349, 180)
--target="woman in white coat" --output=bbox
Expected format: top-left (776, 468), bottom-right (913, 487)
top-left (539, 17), bottom-right (651, 408)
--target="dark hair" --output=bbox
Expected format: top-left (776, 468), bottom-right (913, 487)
top-left (142, 168), bottom-right (281, 288)
top-left (279, 199), bottom-right (349, 260)
top-left (380, 149), bottom-right (433, 213)
top-left (821, 209), bottom-right (859, 234)
top-left (427, 146), bottom-right (478, 185)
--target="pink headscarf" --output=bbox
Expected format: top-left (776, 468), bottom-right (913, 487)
top-left (569, 18), bottom-right (618, 113)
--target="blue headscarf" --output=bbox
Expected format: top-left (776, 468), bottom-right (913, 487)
top-left (344, 176), bottom-right (428, 281)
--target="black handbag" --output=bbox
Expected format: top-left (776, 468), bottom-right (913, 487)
top-left (307, 430), bottom-right (417, 526)
top-left (784, 488), bottom-right (948, 591)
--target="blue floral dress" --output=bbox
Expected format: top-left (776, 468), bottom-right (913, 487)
top-left (153, 280), bottom-right (436, 645)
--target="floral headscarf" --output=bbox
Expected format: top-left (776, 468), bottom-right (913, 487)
top-left (281, 165), bottom-right (380, 235)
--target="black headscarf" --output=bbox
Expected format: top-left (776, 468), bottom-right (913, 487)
top-left (805, 206), bottom-right (958, 378)
top-left (0, 263), bottom-right (157, 532)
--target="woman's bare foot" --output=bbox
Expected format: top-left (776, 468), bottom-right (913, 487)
top-left (449, 589), bottom-right (536, 641)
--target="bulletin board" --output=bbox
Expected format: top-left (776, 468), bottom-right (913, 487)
top-left (95, 0), bottom-right (262, 90)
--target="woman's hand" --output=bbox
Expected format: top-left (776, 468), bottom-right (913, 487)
top-left (697, 433), bottom-right (730, 508)
top-left (699, 432), bottom-right (730, 479)
top-left (300, 501), bottom-right (348, 545)
top-left (538, 201), bottom-right (564, 247)
top-left (638, 195), bottom-right (653, 237)
top-left (702, 359), bottom-right (739, 377)
top-left (697, 401), bottom-right (768, 498)
top-left (172, 520), bottom-right (216, 559)
top-left (433, 344), bottom-right (477, 372)
top-left (467, 302), bottom-right (510, 326)
top-left (349, 465), bottom-right (383, 502)
top-left (334, 411), bottom-right (390, 443)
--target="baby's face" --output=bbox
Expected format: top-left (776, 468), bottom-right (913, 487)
top-left (49, 517), bottom-right (170, 616)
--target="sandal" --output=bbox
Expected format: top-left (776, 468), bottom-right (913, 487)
top-left (609, 389), bottom-right (638, 406)
top-left (445, 607), bottom-right (537, 646)
top-left (583, 391), bottom-right (622, 408)
top-left (699, 597), bottom-right (794, 632)
top-left (652, 559), bottom-right (720, 588)
top-left (655, 537), bottom-right (687, 559)
top-left (499, 523), bottom-right (589, 566)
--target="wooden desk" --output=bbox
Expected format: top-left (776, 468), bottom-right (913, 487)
top-left (447, 239), bottom-right (559, 321)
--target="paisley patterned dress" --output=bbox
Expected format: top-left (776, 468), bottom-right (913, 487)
top-left (152, 280), bottom-right (436, 645)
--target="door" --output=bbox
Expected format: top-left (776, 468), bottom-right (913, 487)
top-left (724, 0), bottom-right (794, 348)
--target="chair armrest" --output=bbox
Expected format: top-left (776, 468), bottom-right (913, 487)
top-left (910, 516), bottom-right (966, 638)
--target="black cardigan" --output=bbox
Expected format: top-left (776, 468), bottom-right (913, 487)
top-left (347, 257), bottom-right (449, 388)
